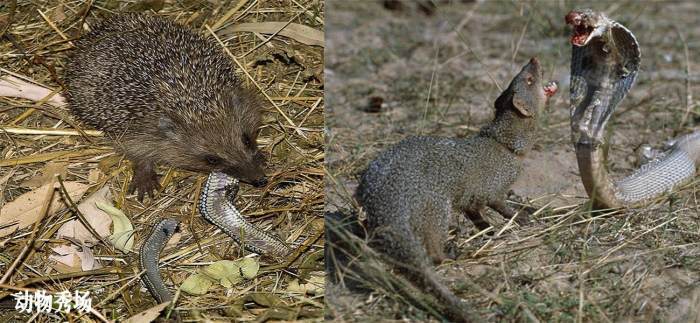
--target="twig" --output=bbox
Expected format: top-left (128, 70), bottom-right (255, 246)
top-left (0, 126), bottom-right (102, 136)
top-left (204, 25), bottom-right (305, 139)
top-left (674, 25), bottom-right (694, 129)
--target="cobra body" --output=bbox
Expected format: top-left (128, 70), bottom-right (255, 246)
top-left (139, 218), bottom-right (180, 303)
top-left (567, 9), bottom-right (700, 208)
top-left (198, 172), bottom-right (292, 261)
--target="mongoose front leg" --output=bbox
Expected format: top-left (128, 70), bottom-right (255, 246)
top-left (488, 200), bottom-right (529, 225)
top-left (128, 159), bottom-right (161, 201)
top-left (461, 206), bottom-right (490, 231)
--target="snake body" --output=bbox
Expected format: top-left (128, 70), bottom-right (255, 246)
top-left (139, 218), bottom-right (179, 303)
top-left (139, 172), bottom-right (292, 303)
top-left (198, 171), bottom-right (292, 261)
top-left (567, 9), bottom-right (700, 208)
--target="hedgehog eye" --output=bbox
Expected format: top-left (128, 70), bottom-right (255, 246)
top-left (526, 75), bottom-right (534, 86)
top-left (243, 135), bottom-right (254, 148)
top-left (205, 155), bottom-right (223, 165)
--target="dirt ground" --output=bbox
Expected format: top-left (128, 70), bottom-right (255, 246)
top-left (0, 0), bottom-right (323, 322)
top-left (326, 1), bottom-right (699, 322)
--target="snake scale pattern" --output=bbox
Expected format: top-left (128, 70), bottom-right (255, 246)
top-left (567, 9), bottom-right (700, 208)
top-left (139, 218), bottom-right (179, 303)
top-left (198, 172), bottom-right (292, 261)
top-left (139, 172), bottom-right (292, 304)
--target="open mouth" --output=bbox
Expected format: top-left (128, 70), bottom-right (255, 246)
top-left (565, 11), bottom-right (594, 46)
top-left (544, 81), bottom-right (558, 97)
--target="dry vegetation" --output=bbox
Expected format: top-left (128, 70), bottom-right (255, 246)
top-left (0, 0), bottom-right (324, 322)
top-left (326, 1), bottom-right (699, 322)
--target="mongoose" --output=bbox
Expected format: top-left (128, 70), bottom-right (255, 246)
top-left (64, 14), bottom-right (266, 200)
top-left (356, 58), bottom-right (556, 322)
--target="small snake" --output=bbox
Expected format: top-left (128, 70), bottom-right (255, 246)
top-left (139, 218), bottom-right (179, 303)
top-left (138, 172), bottom-right (292, 304)
top-left (198, 171), bottom-right (292, 261)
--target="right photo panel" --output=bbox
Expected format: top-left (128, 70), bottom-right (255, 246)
top-left (325, 1), bottom-right (700, 322)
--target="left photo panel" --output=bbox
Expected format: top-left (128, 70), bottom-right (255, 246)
top-left (0, 0), bottom-right (324, 321)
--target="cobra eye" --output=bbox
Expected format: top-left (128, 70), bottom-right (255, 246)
top-left (205, 155), bottom-right (223, 165)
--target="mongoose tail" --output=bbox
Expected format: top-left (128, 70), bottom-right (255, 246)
top-left (374, 226), bottom-right (472, 322)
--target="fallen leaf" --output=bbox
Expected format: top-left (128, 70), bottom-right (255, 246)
top-left (122, 302), bottom-right (171, 323)
top-left (21, 161), bottom-right (68, 188)
top-left (239, 257), bottom-right (259, 279)
top-left (56, 186), bottom-right (112, 245)
top-left (201, 258), bottom-right (260, 288)
top-left (87, 168), bottom-right (103, 184)
top-left (50, 4), bottom-right (67, 22)
top-left (0, 182), bottom-right (89, 238)
top-left (249, 293), bottom-right (284, 307)
top-left (79, 245), bottom-right (99, 271)
top-left (166, 232), bottom-right (182, 249)
top-left (0, 75), bottom-right (66, 107)
top-left (221, 22), bottom-right (324, 47)
top-left (287, 275), bottom-right (324, 295)
top-left (49, 243), bottom-right (101, 272)
top-left (49, 244), bottom-right (81, 270)
top-left (97, 201), bottom-right (134, 252)
top-left (180, 273), bottom-right (214, 295)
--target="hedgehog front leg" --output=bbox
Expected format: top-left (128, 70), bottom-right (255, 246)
top-left (128, 158), bottom-right (161, 201)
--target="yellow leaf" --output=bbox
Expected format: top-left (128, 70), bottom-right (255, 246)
top-left (96, 201), bottom-right (134, 252)
top-left (287, 276), bottom-right (324, 295)
top-left (180, 273), bottom-right (214, 295)
top-left (201, 258), bottom-right (260, 289)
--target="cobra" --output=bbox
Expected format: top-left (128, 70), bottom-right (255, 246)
top-left (566, 9), bottom-right (700, 209)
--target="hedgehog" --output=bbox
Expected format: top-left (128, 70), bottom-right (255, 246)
top-left (64, 13), bottom-right (267, 200)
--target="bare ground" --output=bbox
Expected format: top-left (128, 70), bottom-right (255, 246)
top-left (325, 1), bottom-right (699, 322)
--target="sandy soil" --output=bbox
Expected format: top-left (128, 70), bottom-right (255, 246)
top-left (325, 1), bottom-right (699, 321)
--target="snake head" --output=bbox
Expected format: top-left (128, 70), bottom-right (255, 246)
top-left (567, 9), bottom-right (640, 146)
top-left (160, 218), bottom-right (180, 236)
top-left (566, 9), bottom-right (611, 47)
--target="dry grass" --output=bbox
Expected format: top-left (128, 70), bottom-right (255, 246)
top-left (326, 1), bottom-right (700, 322)
top-left (0, 0), bottom-right (324, 321)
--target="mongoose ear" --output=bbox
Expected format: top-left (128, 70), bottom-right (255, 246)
top-left (512, 93), bottom-right (534, 117)
top-left (158, 116), bottom-right (179, 140)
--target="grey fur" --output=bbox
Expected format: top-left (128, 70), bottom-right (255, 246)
top-left (64, 14), bottom-right (266, 199)
top-left (356, 58), bottom-right (550, 322)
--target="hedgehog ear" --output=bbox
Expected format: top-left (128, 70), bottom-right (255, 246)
top-left (158, 116), bottom-right (179, 140)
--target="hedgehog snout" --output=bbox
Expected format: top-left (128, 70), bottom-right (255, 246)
top-left (222, 160), bottom-right (267, 188)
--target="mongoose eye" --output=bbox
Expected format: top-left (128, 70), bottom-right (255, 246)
top-left (205, 155), bottom-right (223, 165)
top-left (526, 76), bottom-right (534, 85)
